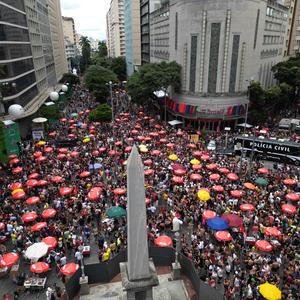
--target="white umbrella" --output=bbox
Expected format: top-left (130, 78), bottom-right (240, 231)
top-left (237, 123), bottom-right (253, 128)
top-left (25, 242), bottom-right (49, 262)
top-left (32, 117), bottom-right (48, 123)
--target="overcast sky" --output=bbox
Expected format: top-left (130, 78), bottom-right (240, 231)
top-left (60, 0), bottom-right (110, 40)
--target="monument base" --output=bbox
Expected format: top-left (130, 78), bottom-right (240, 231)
top-left (80, 275), bottom-right (90, 295)
top-left (170, 262), bottom-right (181, 281)
top-left (120, 260), bottom-right (159, 300)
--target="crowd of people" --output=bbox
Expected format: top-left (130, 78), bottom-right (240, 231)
top-left (0, 84), bottom-right (299, 299)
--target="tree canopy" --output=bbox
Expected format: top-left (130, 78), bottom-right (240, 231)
top-left (89, 103), bottom-right (112, 122)
top-left (59, 73), bottom-right (80, 85)
top-left (126, 61), bottom-right (181, 104)
top-left (84, 65), bottom-right (118, 101)
top-left (97, 41), bottom-right (108, 57)
top-left (80, 36), bottom-right (91, 73)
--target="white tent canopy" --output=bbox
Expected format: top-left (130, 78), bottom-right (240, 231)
top-left (168, 120), bottom-right (183, 126)
top-left (25, 242), bottom-right (48, 262)
top-left (237, 123), bottom-right (253, 128)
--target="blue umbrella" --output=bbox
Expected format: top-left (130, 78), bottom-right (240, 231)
top-left (207, 217), bottom-right (229, 230)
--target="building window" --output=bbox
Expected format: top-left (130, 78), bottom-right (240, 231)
top-left (208, 23), bottom-right (221, 94)
top-left (229, 35), bottom-right (240, 93)
top-left (189, 35), bottom-right (197, 92)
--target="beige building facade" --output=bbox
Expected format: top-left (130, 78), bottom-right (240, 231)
top-left (285, 0), bottom-right (300, 55)
top-left (106, 0), bottom-right (126, 58)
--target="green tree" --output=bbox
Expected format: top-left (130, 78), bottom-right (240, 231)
top-left (264, 85), bottom-right (281, 110)
top-left (110, 57), bottom-right (127, 81)
top-left (84, 65), bottom-right (118, 101)
top-left (59, 73), bottom-right (80, 85)
top-left (97, 41), bottom-right (108, 57)
top-left (91, 55), bottom-right (111, 68)
top-left (89, 103), bottom-right (112, 122)
top-left (39, 104), bottom-right (61, 120)
top-left (80, 36), bottom-right (91, 73)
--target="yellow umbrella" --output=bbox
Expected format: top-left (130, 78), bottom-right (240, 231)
top-left (37, 141), bottom-right (46, 146)
top-left (259, 283), bottom-right (281, 300)
top-left (11, 188), bottom-right (24, 196)
top-left (168, 154), bottom-right (178, 161)
top-left (140, 147), bottom-right (148, 153)
top-left (198, 190), bottom-right (210, 201)
top-left (83, 138), bottom-right (90, 143)
top-left (243, 182), bottom-right (256, 190)
top-left (190, 159), bottom-right (200, 165)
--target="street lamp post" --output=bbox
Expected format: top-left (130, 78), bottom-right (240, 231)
top-left (78, 245), bottom-right (89, 295)
top-left (171, 231), bottom-right (182, 280)
top-left (164, 88), bottom-right (167, 123)
top-left (224, 127), bottom-right (231, 151)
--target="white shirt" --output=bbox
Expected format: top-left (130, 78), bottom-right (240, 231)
top-left (172, 217), bottom-right (183, 231)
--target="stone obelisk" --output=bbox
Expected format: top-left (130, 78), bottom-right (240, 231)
top-left (120, 145), bottom-right (158, 300)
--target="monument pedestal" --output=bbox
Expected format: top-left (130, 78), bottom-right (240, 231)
top-left (120, 260), bottom-right (159, 300)
top-left (171, 262), bottom-right (181, 280)
top-left (79, 276), bottom-right (90, 295)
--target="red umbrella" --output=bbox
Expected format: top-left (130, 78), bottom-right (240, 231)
top-left (193, 151), bottom-right (202, 157)
top-left (48, 131), bottom-right (57, 137)
top-left (42, 237), bottom-right (58, 250)
top-left (33, 151), bottom-right (42, 158)
top-left (212, 185), bottom-right (224, 193)
top-left (113, 188), bottom-right (126, 195)
top-left (10, 182), bottom-right (22, 190)
top-left (44, 147), bottom-right (54, 153)
top-left (159, 138), bottom-right (167, 143)
top-left (0, 222), bottom-right (5, 230)
top-left (202, 210), bottom-right (216, 220)
top-left (144, 169), bottom-right (154, 176)
top-left (137, 136), bottom-right (145, 141)
top-left (209, 173), bottom-right (220, 181)
top-left (99, 147), bottom-right (107, 152)
top-left (38, 180), bottom-right (48, 186)
top-left (144, 159), bottom-right (153, 166)
top-left (255, 240), bottom-right (273, 252)
top-left (59, 187), bottom-right (73, 196)
top-left (149, 132), bottom-right (159, 137)
top-left (36, 156), bottom-right (47, 162)
top-left (285, 193), bottom-right (299, 201)
top-left (42, 208), bottom-right (57, 219)
top-left (29, 173), bottom-right (39, 179)
top-left (22, 212), bottom-right (38, 223)
top-left (125, 146), bottom-right (132, 153)
top-left (166, 143), bottom-right (175, 148)
top-left (192, 164), bottom-right (202, 171)
top-left (187, 143), bottom-right (197, 149)
top-left (135, 125), bottom-right (141, 129)
top-left (31, 222), bottom-right (47, 232)
top-left (240, 203), bottom-right (255, 211)
top-left (92, 150), bottom-right (99, 156)
top-left (190, 173), bottom-right (202, 181)
top-left (154, 124), bottom-right (161, 129)
top-left (151, 150), bottom-right (161, 155)
top-left (9, 158), bottom-right (20, 165)
top-left (88, 187), bottom-right (102, 201)
top-left (258, 168), bottom-right (269, 175)
top-left (230, 190), bottom-right (245, 198)
top-left (144, 137), bottom-right (152, 142)
top-left (51, 176), bottom-right (64, 183)
top-left (30, 262), bottom-right (49, 273)
top-left (227, 173), bottom-right (239, 181)
top-left (8, 154), bottom-right (17, 159)
top-left (12, 167), bottom-right (23, 174)
top-left (70, 151), bottom-right (79, 157)
top-left (57, 154), bottom-right (66, 160)
top-left (0, 252), bottom-right (19, 268)
top-left (145, 198), bottom-right (151, 205)
top-left (265, 227), bottom-right (281, 237)
top-left (201, 154), bottom-right (210, 161)
top-left (172, 176), bottom-right (184, 184)
top-left (26, 179), bottom-right (39, 188)
top-left (108, 150), bottom-right (118, 156)
top-left (60, 118), bottom-right (67, 122)
top-left (12, 191), bottom-right (26, 200)
top-left (283, 179), bottom-right (296, 186)
top-left (221, 213), bottom-right (243, 227)
top-left (281, 204), bottom-right (296, 215)
top-left (79, 171), bottom-right (90, 178)
top-left (215, 231), bottom-right (232, 242)
top-left (154, 235), bottom-right (173, 247)
top-left (58, 148), bottom-right (68, 153)
top-left (60, 263), bottom-right (79, 276)
top-left (218, 167), bottom-right (230, 174)
top-left (131, 129), bottom-right (139, 135)
top-left (26, 197), bottom-right (40, 205)
top-left (206, 163), bottom-right (217, 171)
top-left (174, 169), bottom-right (186, 176)
top-left (115, 141), bottom-right (122, 146)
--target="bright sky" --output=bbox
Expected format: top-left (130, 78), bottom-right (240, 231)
top-left (60, 0), bottom-right (110, 40)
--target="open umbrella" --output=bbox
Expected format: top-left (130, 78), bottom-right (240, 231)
top-left (192, 164), bottom-right (202, 170)
top-left (12, 167), bottom-right (22, 174)
top-left (22, 212), bottom-right (38, 223)
top-left (26, 179), bottom-right (39, 188)
top-left (200, 154), bottom-right (210, 161)
top-left (113, 188), bottom-right (126, 195)
top-left (10, 182), bottom-right (22, 190)
top-left (206, 163), bottom-right (217, 171)
top-left (26, 197), bottom-right (40, 205)
top-left (168, 154), bottom-right (178, 161)
top-left (172, 176), bottom-right (184, 184)
top-left (218, 167), bottom-right (230, 174)
top-left (59, 187), bottom-right (73, 196)
top-left (9, 158), bottom-right (20, 165)
top-left (207, 217), bottom-right (229, 230)
top-left (0, 252), bottom-right (19, 268)
top-left (38, 180), bottom-right (48, 186)
top-left (259, 282), bottom-right (281, 300)
top-left (221, 213), bottom-right (243, 227)
top-left (193, 151), bottom-right (202, 157)
top-left (190, 173), bottom-right (202, 181)
top-left (227, 173), bottom-right (239, 181)
top-left (144, 168), bottom-right (154, 176)
top-left (212, 185), bottom-right (224, 193)
top-left (60, 263), bottom-right (79, 276)
top-left (58, 148), bottom-right (68, 153)
top-left (174, 169), bottom-right (186, 176)
top-left (159, 138), bottom-right (167, 143)
top-left (70, 151), bottom-right (79, 157)
top-left (255, 240), bottom-right (273, 252)
top-left (281, 204), bottom-right (296, 215)
top-left (8, 154), bottom-right (17, 159)
top-left (79, 171), bottom-right (90, 178)
top-left (209, 173), bottom-right (220, 181)
top-left (198, 190), bottom-right (210, 201)
top-left (25, 242), bottom-right (49, 262)
top-left (12, 190), bottom-right (26, 200)
top-left (240, 203), bottom-right (255, 212)
top-left (0, 222), bottom-right (5, 230)
top-left (42, 208), bottom-right (57, 219)
top-left (255, 177), bottom-right (268, 186)
top-left (202, 210), bottom-right (217, 220)
top-left (33, 152), bottom-right (42, 158)
top-left (187, 143), bottom-right (197, 149)
top-left (88, 187), bottom-right (102, 201)
top-left (106, 206), bottom-right (126, 219)
top-left (42, 237), bottom-right (58, 250)
top-left (144, 159), bottom-right (153, 166)
top-left (37, 156), bottom-right (47, 162)
top-left (44, 147), bottom-right (53, 153)
top-left (215, 231), bottom-right (232, 242)
top-left (283, 179), bottom-right (296, 186)
top-left (258, 167), bottom-right (269, 175)
top-left (230, 190), bottom-right (245, 198)
top-left (285, 193), bottom-right (299, 201)
top-left (244, 182), bottom-right (256, 190)
top-left (28, 173), bottom-right (39, 179)
top-left (190, 159), bottom-right (200, 165)
top-left (57, 154), bottom-right (66, 160)
top-left (30, 262), bottom-right (49, 274)
top-left (51, 176), bottom-right (64, 183)
top-left (265, 227), bottom-right (281, 237)
top-left (154, 236), bottom-right (173, 247)
top-left (31, 222), bottom-right (47, 232)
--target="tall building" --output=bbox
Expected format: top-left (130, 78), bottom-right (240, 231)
top-left (0, 0), bottom-right (67, 118)
top-left (124, 0), bottom-right (141, 75)
top-left (285, 0), bottom-right (300, 55)
top-left (106, 0), bottom-right (126, 58)
top-left (149, 0), bottom-right (288, 130)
